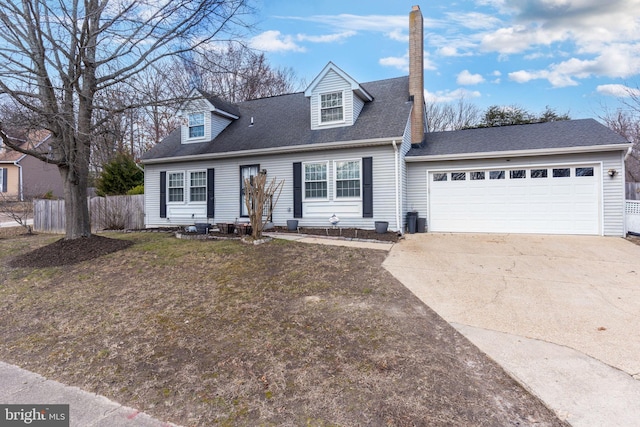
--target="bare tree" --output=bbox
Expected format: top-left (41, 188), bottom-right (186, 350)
top-left (167, 42), bottom-right (299, 103)
top-left (0, 193), bottom-right (33, 234)
top-left (599, 107), bottom-right (640, 182)
top-left (0, 0), bottom-right (250, 240)
top-left (242, 172), bottom-right (284, 241)
top-left (426, 98), bottom-right (480, 132)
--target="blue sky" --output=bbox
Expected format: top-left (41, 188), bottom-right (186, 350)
top-left (247, 0), bottom-right (640, 120)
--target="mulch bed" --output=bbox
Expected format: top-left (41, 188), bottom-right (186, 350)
top-left (8, 235), bottom-right (133, 268)
top-left (271, 226), bottom-right (401, 242)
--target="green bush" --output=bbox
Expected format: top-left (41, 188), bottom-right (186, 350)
top-left (127, 184), bottom-right (144, 195)
top-left (96, 154), bottom-right (144, 196)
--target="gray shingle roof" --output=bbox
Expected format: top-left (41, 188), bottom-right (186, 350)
top-left (142, 76), bottom-right (411, 161)
top-left (407, 118), bottom-right (629, 157)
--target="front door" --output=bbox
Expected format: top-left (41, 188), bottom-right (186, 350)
top-left (240, 164), bottom-right (259, 217)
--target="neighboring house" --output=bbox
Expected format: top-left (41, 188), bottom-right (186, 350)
top-left (141, 6), bottom-right (632, 236)
top-left (0, 131), bottom-right (64, 200)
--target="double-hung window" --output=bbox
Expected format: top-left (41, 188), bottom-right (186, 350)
top-left (188, 112), bottom-right (205, 138)
top-left (168, 172), bottom-right (184, 202)
top-left (320, 92), bottom-right (343, 123)
top-left (335, 160), bottom-right (361, 199)
top-left (189, 171), bottom-right (207, 202)
top-left (304, 162), bottom-right (328, 200)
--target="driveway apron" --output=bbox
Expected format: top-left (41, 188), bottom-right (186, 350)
top-left (383, 233), bottom-right (640, 427)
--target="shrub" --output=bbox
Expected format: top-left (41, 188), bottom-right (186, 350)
top-left (127, 184), bottom-right (144, 195)
top-left (96, 154), bottom-right (144, 196)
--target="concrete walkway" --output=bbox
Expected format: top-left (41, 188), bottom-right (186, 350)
top-left (0, 361), bottom-right (180, 427)
top-left (264, 231), bottom-right (394, 251)
top-left (383, 233), bottom-right (640, 427)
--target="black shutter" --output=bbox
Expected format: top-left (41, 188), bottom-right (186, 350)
top-left (362, 157), bottom-right (373, 218)
top-left (1, 168), bottom-right (7, 192)
top-left (293, 162), bottom-right (302, 218)
top-left (159, 171), bottom-right (167, 218)
top-left (207, 168), bottom-right (215, 218)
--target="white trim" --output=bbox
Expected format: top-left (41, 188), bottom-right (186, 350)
top-left (318, 90), bottom-right (346, 126)
top-left (188, 169), bottom-right (208, 204)
top-left (407, 143), bottom-right (633, 162)
top-left (142, 137), bottom-right (400, 164)
top-left (334, 158), bottom-right (362, 201)
top-left (302, 160), bottom-right (329, 202)
top-left (167, 171), bottom-right (185, 203)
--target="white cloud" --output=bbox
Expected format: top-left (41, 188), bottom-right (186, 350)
top-left (250, 30), bottom-right (305, 53)
top-left (379, 51), bottom-right (437, 73)
top-left (438, 46), bottom-right (459, 57)
top-left (597, 84), bottom-right (640, 98)
top-left (379, 55), bottom-right (409, 72)
top-left (277, 13), bottom-right (408, 42)
top-left (457, 70), bottom-right (485, 85)
top-left (508, 42), bottom-right (640, 88)
top-left (425, 88), bottom-right (482, 103)
top-left (386, 29), bottom-right (408, 43)
top-left (297, 31), bottom-right (356, 44)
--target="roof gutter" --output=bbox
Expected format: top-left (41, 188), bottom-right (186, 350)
top-left (405, 143), bottom-right (633, 162)
top-left (141, 136), bottom-right (403, 165)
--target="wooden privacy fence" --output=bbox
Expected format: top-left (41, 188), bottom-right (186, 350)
top-left (626, 183), bottom-right (640, 200)
top-left (33, 195), bottom-right (145, 233)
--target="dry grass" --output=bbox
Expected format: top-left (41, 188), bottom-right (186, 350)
top-left (0, 229), bottom-right (566, 426)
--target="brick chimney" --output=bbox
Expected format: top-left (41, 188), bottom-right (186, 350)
top-left (409, 5), bottom-right (425, 145)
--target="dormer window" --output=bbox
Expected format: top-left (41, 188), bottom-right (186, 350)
top-left (188, 112), bottom-right (205, 138)
top-left (320, 92), bottom-right (343, 123)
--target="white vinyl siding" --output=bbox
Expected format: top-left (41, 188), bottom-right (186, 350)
top-left (144, 145), bottom-right (399, 230)
top-left (406, 150), bottom-right (627, 236)
top-left (211, 115), bottom-right (233, 140)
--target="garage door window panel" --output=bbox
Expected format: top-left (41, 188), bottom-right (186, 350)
top-left (510, 170), bottom-right (526, 179)
top-left (490, 171), bottom-right (505, 180)
top-left (433, 173), bottom-right (447, 182)
top-left (576, 167), bottom-right (594, 177)
top-left (553, 168), bottom-right (570, 177)
top-left (531, 169), bottom-right (548, 178)
top-left (471, 172), bottom-right (485, 180)
top-left (451, 172), bottom-right (466, 181)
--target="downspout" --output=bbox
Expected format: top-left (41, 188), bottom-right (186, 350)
top-left (392, 140), bottom-right (402, 234)
top-left (16, 161), bottom-right (23, 201)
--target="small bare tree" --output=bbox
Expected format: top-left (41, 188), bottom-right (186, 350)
top-left (242, 172), bottom-right (284, 240)
top-left (0, 193), bottom-right (33, 234)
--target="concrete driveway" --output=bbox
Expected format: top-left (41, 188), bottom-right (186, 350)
top-left (383, 233), bottom-right (640, 426)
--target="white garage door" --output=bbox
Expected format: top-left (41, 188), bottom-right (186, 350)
top-left (428, 165), bottom-right (601, 234)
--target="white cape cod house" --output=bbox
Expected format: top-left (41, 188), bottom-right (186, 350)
top-left (141, 6), bottom-right (631, 236)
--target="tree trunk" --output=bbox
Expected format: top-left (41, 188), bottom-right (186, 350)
top-left (60, 165), bottom-right (91, 240)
